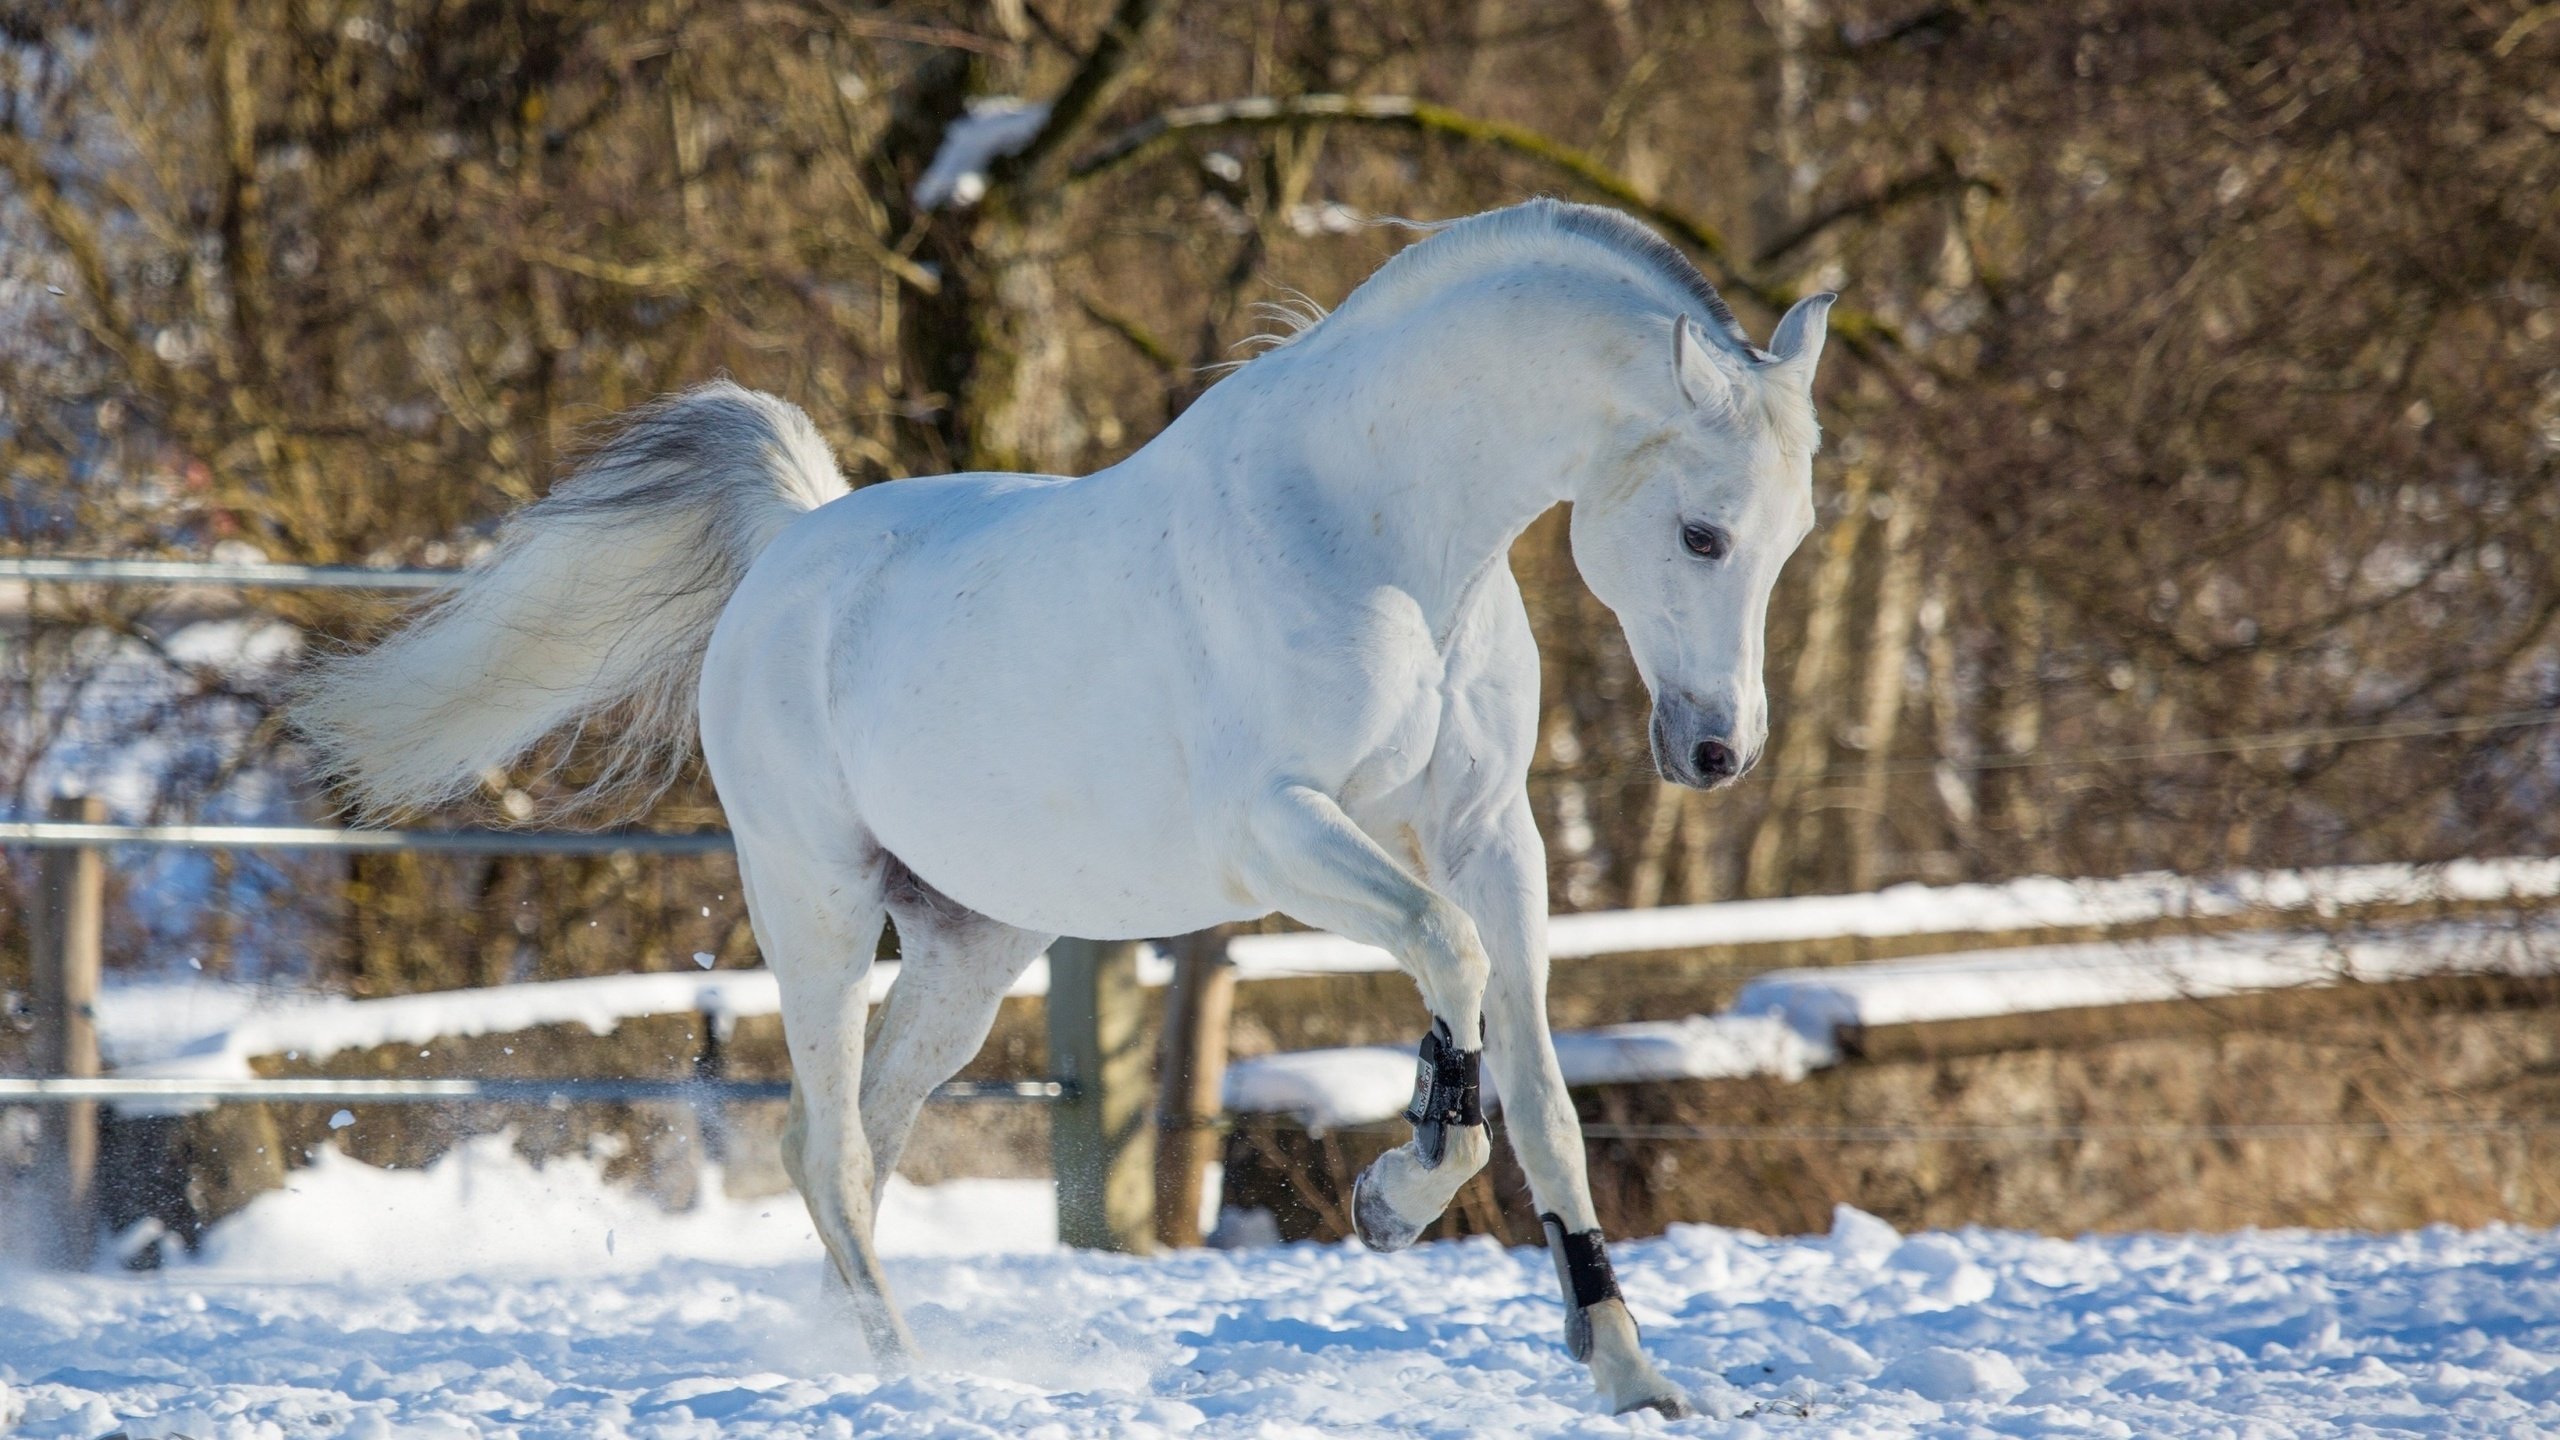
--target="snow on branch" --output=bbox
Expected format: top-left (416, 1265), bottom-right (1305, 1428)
top-left (913, 99), bottom-right (1053, 209)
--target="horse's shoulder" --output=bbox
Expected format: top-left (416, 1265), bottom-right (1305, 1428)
top-left (1444, 565), bottom-right (1537, 678)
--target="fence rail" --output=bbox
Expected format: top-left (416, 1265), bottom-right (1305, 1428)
top-left (0, 1077), bottom-right (1068, 1104)
top-left (0, 820), bottom-right (734, 855)
top-left (0, 556), bottom-right (452, 590)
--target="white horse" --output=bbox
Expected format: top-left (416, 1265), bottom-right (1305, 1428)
top-left (294, 198), bottom-right (1830, 1417)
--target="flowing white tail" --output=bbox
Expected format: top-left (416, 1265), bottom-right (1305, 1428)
top-left (291, 381), bottom-right (847, 821)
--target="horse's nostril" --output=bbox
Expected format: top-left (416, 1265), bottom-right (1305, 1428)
top-left (1693, 739), bottom-right (1739, 781)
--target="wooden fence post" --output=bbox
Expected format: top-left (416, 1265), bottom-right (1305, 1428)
top-left (30, 794), bottom-right (106, 1268)
top-left (693, 989), bottom-right (735, 1169)
top-left (1154, 929), bottom-right (1236, 1247)
top-left (1046, 937), bottom-right (1155, 1251)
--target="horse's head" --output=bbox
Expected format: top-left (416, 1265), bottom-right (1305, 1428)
top-left (1570, 292), bottom-right (1834, 789)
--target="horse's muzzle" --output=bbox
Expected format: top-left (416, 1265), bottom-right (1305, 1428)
top-left (1649, 702), bottom-right (1757, 790)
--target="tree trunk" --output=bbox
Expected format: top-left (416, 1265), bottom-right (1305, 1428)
top-left (1920, 572), bottom-right (1979, 852)
top-left (1748, 0), bottom-right (1821, 262)
top-left (958, 198), bottom-right (1088, 473)
top-left (1846, 477), bottom-right (1934, 890)
top-left (1743, 464), bottom-right (1871, 897)
top-left (1622, 781), bottom-right (1687, 909)
top-left (1993, 567), bottom-right (2048, 857)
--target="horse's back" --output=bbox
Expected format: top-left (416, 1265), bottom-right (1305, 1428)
top-left (704, 451), bottom-right (1530, 939)
top-left (706, 465), bottom-right (1250, 936)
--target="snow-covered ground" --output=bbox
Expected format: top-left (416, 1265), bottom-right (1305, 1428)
top-left (4, 1138), bottom-right (2557, 1437)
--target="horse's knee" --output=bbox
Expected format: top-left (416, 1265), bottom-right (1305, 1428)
top-left (1404, 898), bottom-right (1491, 1030)
top-left (1418, 897), bottom-right (1488, 982)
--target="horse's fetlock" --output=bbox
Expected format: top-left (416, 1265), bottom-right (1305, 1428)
top-left (1442, 1118), bottom-right (1492, 1175)
top-left (1402, 1017), bottom-right (1485, 1169)
top-left (1546, 1219), bottom-right (1693, 1416)
top-left (1543, 1213), bottom-right (1626, 1362)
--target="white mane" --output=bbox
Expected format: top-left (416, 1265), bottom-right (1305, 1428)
top-left (1236, 198), bottom-right (1820, 455)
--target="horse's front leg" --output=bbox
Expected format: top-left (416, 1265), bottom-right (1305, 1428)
top-left (1447, 795), bottom-right (1692, 1419)
top-left (1240, 783), bottom-right (1493, 1249)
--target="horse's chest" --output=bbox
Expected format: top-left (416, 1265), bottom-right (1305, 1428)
top-left (1293, 601), bottom-right (1453, 806)
top-left (1335, 683), bottom-right (1443, 808)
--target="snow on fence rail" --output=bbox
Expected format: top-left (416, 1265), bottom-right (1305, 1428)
top-left (0, 1076), bottom-right (1066, 1105)
top-left (1219, 913), bottom-right (2560, 1128)
top-left (81, 854), bottom-right (2560, 1091)
top-left (1729, 917), bottom-right (2560, 1039)
top-left (0, 555), bottom-right (452, 590)
top-left (1225, 854), bottom-right (2560, 979)
top-left (48, 856), bottom-right (2560, 1104)
top-left (93, 965), bottom-right (967, 1087)
top-left (0, 819), bottom-right (733, 854)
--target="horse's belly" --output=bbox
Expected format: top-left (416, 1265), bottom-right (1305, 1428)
top-left (858, 758), bottom-right (1248, 939)
top-left (842, 617), bottom-right (1249, 937)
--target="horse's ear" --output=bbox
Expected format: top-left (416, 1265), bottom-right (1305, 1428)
top-left (1760, 292), bottom-right (1837, 380)
top-left (1672, 313), bottom-right (1737, 410)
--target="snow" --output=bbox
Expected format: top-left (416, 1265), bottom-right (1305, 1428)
top-left (6, 1141), bottom-right (2558, 1437)
top-left (1224, 1014), bottom-right (1836, 1129)
top-left (4, 613), bottom-right (317, 977)
top-left (152, 1132), bottom-right (1048, 1282)
top-left (1218, 1046), bottom-right (1415, 1130)
top-left (1219, 917), bottom-right (2552, 1126)
top-left (93, 947), bottom-right (1198, 1093)
top-left (97, 971), bottom-right (792, 1095)
top-left (1733, 917), bottom-right (2560, 1041)
top-left (1547, 1013), bottom-right (1835, 1088)
top-left (103, 912), bottom-right (2548, 1128)
top-left (1226, 854), bottom-right (2560, 978)
top-left (4, 615), bottom-right (302, 827)
top-left (912, 99), bottom-right (1050, 208)
top-left (90, 979), bottom-right (293, 1072)
top-left (93, 956), bottom-right (1133, 1097)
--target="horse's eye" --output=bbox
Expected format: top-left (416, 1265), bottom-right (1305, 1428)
top-left (1681, 522), bottom-right (1731, 561)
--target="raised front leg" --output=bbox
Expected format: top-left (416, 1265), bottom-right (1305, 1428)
top-left (1240, 782), bottom-right (1493, 1249)
top-left (1445, 796), bottom-right (1691, 1418)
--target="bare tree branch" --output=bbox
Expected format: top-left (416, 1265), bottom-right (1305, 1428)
top-left (1754, 151), bottom-right (1995, 267)
top-left (0, 122), bottom-right (195, 427)
top-left (1077, 292), bottom-right (1180, 372)
top-left (999, 0), bottom-right (1170, 193)
top-left (1069, 93), bottom-right (1899, 347)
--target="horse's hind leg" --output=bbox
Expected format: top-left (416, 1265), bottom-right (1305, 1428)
top-left (736, 841), bottom-right (913, 1367)
top-left (860, 856), bottom-right (1054, 1200)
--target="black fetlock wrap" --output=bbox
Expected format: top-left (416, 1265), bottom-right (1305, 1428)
top-left (1402, 1017), bottom-right (1483, 1168)
top-left (1541, 1212), bottom-right (1626, 1363)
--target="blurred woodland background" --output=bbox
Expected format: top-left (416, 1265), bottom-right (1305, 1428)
top-left (2, 0), bottom-right (2557, 1000)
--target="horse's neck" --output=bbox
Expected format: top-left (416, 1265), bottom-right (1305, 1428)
top-left (1209, 296), bottom-right (1605, 630)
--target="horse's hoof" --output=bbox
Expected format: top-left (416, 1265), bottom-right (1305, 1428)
top-left (1351, 1162), bottom-right (1422, 1252)
top-left (1614, 1390), bottom-right (1695, 1420)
